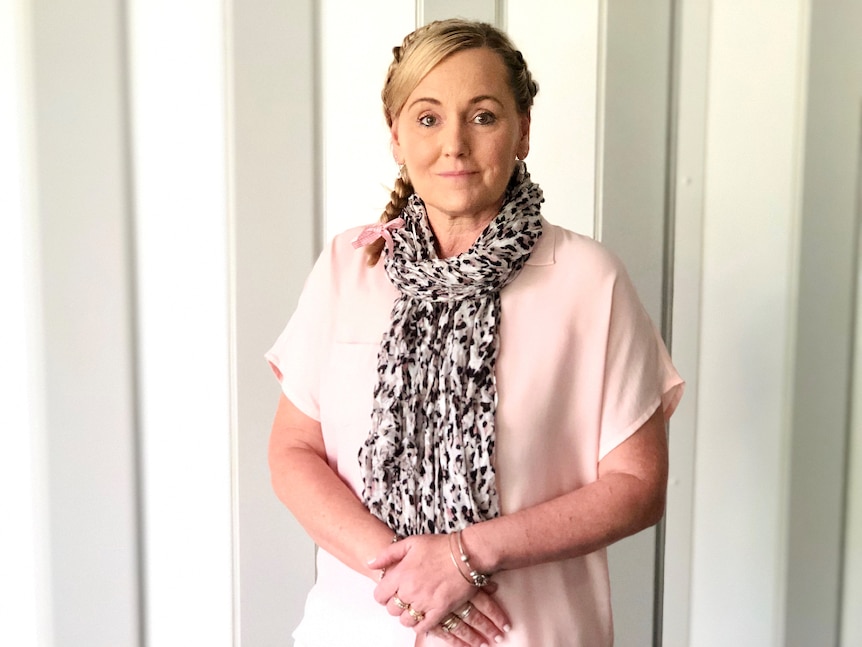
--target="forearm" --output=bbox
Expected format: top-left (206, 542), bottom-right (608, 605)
top-left (463, 471), bottom-right (664, 575)
top-left (271, 442), bottom-right (394, 578)
top-left (269, 393), bottom-right (396, 578)
top-left (464, 409), bottom-right (668, 575)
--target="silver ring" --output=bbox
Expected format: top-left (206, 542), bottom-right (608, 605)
top-left (392, 595), bottom-right (409, 610)
top-left (441, 614), bottom-right (461, 633)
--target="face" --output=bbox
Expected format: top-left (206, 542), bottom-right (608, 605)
top-left (390, 47), bottom-right (530, 228)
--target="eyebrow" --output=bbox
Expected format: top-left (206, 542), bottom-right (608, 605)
top-left (407, 95), bottom-right (505, 111)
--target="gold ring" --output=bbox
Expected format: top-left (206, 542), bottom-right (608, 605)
top-left (407, 605), bottom-right (425, 622)
top-left (392, 595), bottom-right (409, 610)
top-left (455, 603), bottom-right (473, 620)
top-left (441, 614), bottom-right (461, 633)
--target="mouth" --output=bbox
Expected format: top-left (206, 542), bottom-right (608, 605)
top-left (437, 170), bottom-right (478, 178)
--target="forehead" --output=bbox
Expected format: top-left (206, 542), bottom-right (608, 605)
top-left (407, 47), bottom-right (513, 104)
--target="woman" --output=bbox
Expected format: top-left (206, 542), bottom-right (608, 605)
top-left (267, 19), bottom-right (683, 647)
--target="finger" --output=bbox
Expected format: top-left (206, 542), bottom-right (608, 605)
top-left (469, 592), bottom-right (511, 636)
top-left (373, 566), bottom-right (408, 605)
top-left (367, 537), bottom-right (408, 570)
top-left (385, 593), bottom-right (410, 618)
top-left (373, 578), bottom-right (395, 605)
top-left (452, 603), bottom-right (505, 644)
top-left (399, 605), bottom-right (427, 629)
top-left (432, 614), bottom-right (491, 647)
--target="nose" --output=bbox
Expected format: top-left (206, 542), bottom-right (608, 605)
top-left (442, 121), bottom-right (469, 158)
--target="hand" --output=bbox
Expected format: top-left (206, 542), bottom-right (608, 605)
top-left (368, 534), bottom-right (510, 645)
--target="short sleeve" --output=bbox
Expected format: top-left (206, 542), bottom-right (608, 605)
top-left (598, 265), bottom-right (684, 460)
top-left (264, 244), bottom-right (334, 421)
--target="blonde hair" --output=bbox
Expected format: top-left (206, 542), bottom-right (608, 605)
top-left (366, 19), bottom-right (539, 265)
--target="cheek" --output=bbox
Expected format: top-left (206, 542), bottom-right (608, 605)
top-left (489, 140), bottom-right (518, 170)
top-left (403, 138), bottom-right (435, 166)
top-left (492, 134), bottom-right (519, 161)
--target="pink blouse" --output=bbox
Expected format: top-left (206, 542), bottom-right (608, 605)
top-left (267, 219), bottom-right (683, 647)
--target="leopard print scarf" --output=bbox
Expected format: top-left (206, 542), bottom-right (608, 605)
top-left (358, 162), bottom-right (544, 537)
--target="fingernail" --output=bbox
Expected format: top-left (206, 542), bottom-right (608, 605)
top-left (495, 636), bottom-right (504, 643)
top-left (503, 624), bottom-right (511, 632)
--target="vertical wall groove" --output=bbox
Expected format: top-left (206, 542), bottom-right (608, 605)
top-left (117, 1), bottom-right (147, 644)
top-left (653, 0), bottom-right (683, 642)
top-left (837, 111), bottom-right (862, 647)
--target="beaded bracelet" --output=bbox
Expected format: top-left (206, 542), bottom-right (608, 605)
top-left (448, 530), bottom-right (490, 587)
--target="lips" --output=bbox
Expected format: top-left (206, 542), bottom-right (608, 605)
top-left (437, 170), bottom-right (478, 178)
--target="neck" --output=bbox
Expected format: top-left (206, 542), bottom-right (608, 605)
top-left (427, 210), bottom-right (498, 259)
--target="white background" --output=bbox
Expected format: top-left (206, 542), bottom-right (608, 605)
top-left (3, 1), bottom-right (861, 646)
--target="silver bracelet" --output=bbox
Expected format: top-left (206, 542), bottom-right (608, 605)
top-left (453, 530), bottom-right (490, 587)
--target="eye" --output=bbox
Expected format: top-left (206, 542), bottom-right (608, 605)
top-left (418, 114), bottom-right (438, 127)
top-left (472, 111), bottom-right (497, 125)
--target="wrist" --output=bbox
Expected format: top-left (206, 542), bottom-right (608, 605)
top-left (364, 530), bottom-right (399, 581)
top-left (461, 524), bottom-right (498, 575)
top-left (449, 526), bottom-right (495, 587)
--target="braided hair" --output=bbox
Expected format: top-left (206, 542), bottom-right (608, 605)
top-left (366, 19), bottom-right (539, 265)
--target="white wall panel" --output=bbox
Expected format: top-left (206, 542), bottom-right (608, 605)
top-left (27, 0), bottom-right (142, 644)
top-left (592, 3), bottom-right (673, 644)
top-left (128, 2), bottom-right (233, 644)
top-left (320, 0), bottom-right (415, 241)
top-left (229, 0), bottom-right (318, 644)
top-left (787, 1), bottom-right (862, 644)
top-left (507, 0), bottom-right (598, 237)
top-left (664, 1), bottom-right (709, 645)
top-left (0, 2), bottom-right (46, 645)
top-left (418, 0), bottom-right (500, 25)
top-left (690, 3), bottom-right (808, 645)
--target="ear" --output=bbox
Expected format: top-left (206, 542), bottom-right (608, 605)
top-left (517, 113), bottom-right (531, 160)
top-left (390, 120), bottom-right (403, 164)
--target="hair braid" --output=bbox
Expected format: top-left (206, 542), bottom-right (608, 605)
top-left (366, 169), bottom-right (414, 266)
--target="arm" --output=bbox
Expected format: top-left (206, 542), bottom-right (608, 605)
top-left (270, 393), bottom-right (512, 646)
top-left (268, 393), bottom-right (395, 578)
top-left (462, 404), bottom-right (668, 573)
top-left (370, 405), bottom-right (668, 634)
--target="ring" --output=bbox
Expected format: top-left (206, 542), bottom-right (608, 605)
top-left (407, 605), bottom-right (425, 622)
top-left (392, 595), bottom-right (409, 610)
top-left (455, 603), bottom-right (473, 620)
top-left (441, 614), bottom-right (461, 633)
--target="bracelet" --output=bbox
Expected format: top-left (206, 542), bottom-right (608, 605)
top-left (448, 533), bottom-right (474, 585)
top-left (449, 530), bottom-right (490, 587)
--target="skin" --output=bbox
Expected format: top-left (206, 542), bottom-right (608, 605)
top-left (269, 47), bottom-right (670, 647)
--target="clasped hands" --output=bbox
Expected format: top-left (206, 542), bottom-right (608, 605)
top-left (368, 534), bottom-right (510, 646)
